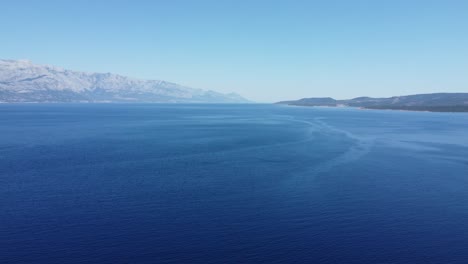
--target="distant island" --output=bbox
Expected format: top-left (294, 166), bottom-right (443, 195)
top-left (0, 59), bottom-right (249, 103)
top-left (276, 93), bottom-right (468, 112)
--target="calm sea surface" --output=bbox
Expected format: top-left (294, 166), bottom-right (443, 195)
top-left (1, 104), bottom-right (468, 263)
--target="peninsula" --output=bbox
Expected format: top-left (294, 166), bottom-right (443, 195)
top-left (276, 93), bottom-right (468, 112)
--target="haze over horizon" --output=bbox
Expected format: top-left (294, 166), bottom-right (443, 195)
top-left (1, 0), bottom-right (468, 102)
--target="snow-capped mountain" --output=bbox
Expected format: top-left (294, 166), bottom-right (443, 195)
top-left (0, 59), bottom-right (249, 103)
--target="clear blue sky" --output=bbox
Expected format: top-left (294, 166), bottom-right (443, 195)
top-left (1, 0), bottom-right (468, 102)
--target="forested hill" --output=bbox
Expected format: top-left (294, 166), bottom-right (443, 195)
top-left (276, 93), bottom-right (468, 112)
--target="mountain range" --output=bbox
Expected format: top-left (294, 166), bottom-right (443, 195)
top-left (0, 59), bottom-right (248, 103)
top-left (277, 93), bottom-right (468, 112)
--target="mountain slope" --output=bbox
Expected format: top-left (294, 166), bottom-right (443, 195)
top-left (276, 93), bottom-right (468, 112)
top-left (0, 59), bottom-right (248, 103)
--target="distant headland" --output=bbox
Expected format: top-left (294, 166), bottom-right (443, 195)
top-left (276, 93), bottom-right (468, 112)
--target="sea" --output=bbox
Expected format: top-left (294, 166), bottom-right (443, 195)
top-left (1, 104), bottom-right (468, 264)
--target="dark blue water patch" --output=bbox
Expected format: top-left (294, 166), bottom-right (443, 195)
top-left (1, 104), bottom-right (468, 263)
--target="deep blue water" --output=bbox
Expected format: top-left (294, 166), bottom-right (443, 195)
top-left (1, 104), bottom-right (468, 264)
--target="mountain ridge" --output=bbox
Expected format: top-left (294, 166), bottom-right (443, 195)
top-left (0, 59), bottom-right (249, 103)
